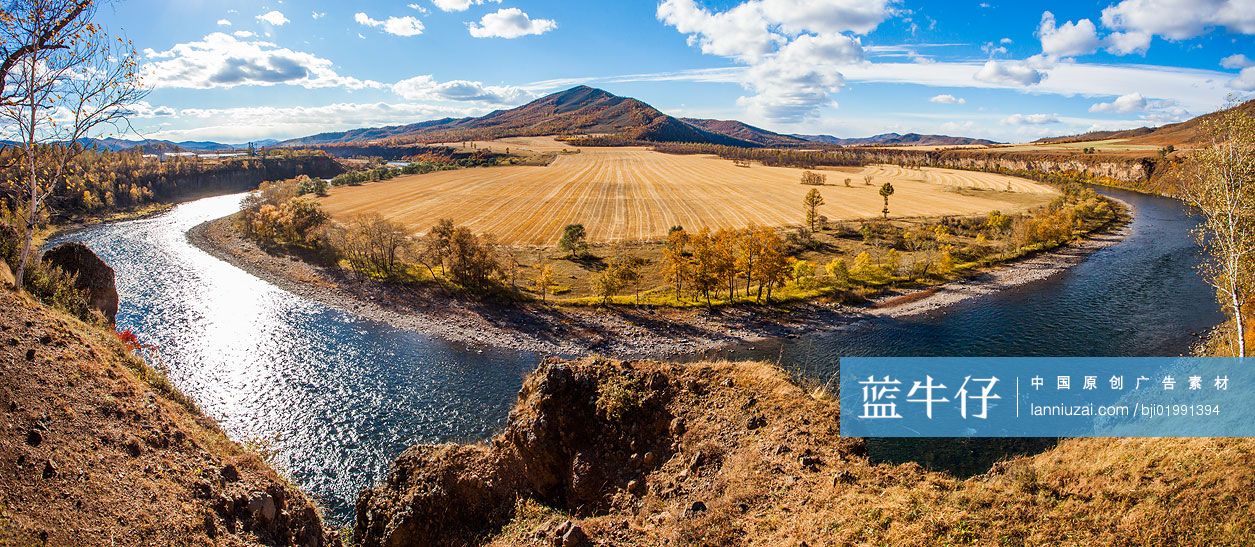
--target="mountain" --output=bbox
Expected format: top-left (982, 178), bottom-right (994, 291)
top-left (791, 132), bottom-right (999, 146)
top-left (281, 86), bottom-right (759, 147)
top-left (680, 118), bottom-right (812, 147)
top-left (1032, 128), bottom-right (1155, 145)
top-left (64, 137), bottom-right (276, 153)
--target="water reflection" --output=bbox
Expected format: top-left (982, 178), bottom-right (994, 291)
top-left (50, 186), bottom-right (1222, 522)
top-left (50, 194), bottom-right (539, 522)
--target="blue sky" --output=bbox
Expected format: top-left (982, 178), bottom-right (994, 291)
top-left (97, 0), bottom-right (1254, 143)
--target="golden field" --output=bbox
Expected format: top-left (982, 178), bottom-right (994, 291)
top-left (319, 138), bottom-right (1057, 245)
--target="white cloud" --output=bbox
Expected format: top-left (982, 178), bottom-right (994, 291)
top-left (312, 11), bottom-right (327, 20)
top-left (392, 75), bottom-right (533, 104)
top-left (1100, 0), bottom-right (1255, 42)
top-left (1231, 66), bottom-right (1255, 91)
top-left (233, 30), bottom-right (255, 38)
top-left (431, 0), bottom-right (500, 12)
top-left (1088, 92), bottom-right (1147, 113)
top-left (468, 8), bottom-right (557, 39)
top-left (143, 102), bottom-right (493, 142)
top-left (216, 19), bottom-right (232, 27)
top-left (255, 10), bottom-right (289, 26)
top-left (1037, 11), bottom-right (1100, 58)
top-left (929, 94), bottom-right (966, 104)
top-left (141, 33), bottom-right (382, 90)
top-left (1103, 31), bottom-right (1151, 55)
top-left (657, 0), bottom-right (893, 122)
top-left (1000, 37), bottom-right (1013, 44)
top-left (973, 59), bottom-right (1046, 86)
top-left (355, 13), bottom-right (426, 37)
top-left (1221, 53), bottom-right (1254, 69)
top-left (736, 33), bottom-right (863, 121)
top-left (1002, 113), bottom-right (1060, 125)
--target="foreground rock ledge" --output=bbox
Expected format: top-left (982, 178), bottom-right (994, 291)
top-left (358, 358), bottom-right (1254, 546)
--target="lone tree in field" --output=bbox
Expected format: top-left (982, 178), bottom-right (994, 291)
top-left (879, 182), bottom-right (895, 219)
top-left (800, 170), bottom-right (826, 186)
top-left (558, 223), bottom-right (588, 258)
top-left (1178, 102), bottom-right (1254, 357)
top-left (863, 174), bottom-right (874, 186)
top-left (803, 188), bottom-right (824, 233)
top-left (1, 0), bottom-right (147, 290)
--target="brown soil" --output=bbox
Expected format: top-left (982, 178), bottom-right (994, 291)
top-left (0, 289), bottom-right (337, 545)
top-left (359, 358), bottom-right (1255, 546)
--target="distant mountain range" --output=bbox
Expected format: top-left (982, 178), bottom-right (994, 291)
top-left (790, 132), bottom-right (1000, 146)
top-left (277, 86), bottom-right (997, 149)
top-left (12, 86), bottom-right (1011, 153)
top-left (282, 86), bottom-right (760, 147)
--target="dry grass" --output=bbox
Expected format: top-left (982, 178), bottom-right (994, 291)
top-left (319, 138), bottom-right (1056, 245)
top-left (479, 359), bottom-right (1254, 546)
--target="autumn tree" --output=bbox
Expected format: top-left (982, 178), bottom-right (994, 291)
top-left (1, 0), bottom-right (147, 289)
top-left (662, 226), bottom-right (690, 300)
top-left (803, 188), bottom-right (824, 233)
top-left (800, 170), bottom-right (826, 185)
top-left (879, 182), bottom-right (895, 218)
top-left (756, 229), bottom-right (790, 303)
top-left (415, 218), bottom-right (455, 278)
top-left (446, 228), bottom-right (501, 290)
top-left (533, 263), bottom-right (556, 303)
top-left (559, 223), bottom-right (588, 258)
top-left (1178, 103), bottom-right (1254, 357)
top-left (334, 214), bottom-right (411, 278)
top-left (688, 228), bottom-right (720, 307)
top-left (863, 174), bottom-right (874, 186)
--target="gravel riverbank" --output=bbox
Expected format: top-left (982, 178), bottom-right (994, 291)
top-left (186, 210), bottom-right (1129, 359)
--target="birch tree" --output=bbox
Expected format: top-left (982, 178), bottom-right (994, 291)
top-left (1, 0), bottom-right (146, 290)
top-left (1180, 103), bottom-right (1254, 357)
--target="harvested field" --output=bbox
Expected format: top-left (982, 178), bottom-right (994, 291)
top-left (320, 139), bottom-right (1057, 245)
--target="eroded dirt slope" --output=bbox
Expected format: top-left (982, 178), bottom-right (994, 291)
top-left (0, 289), bottom-right (336, 545)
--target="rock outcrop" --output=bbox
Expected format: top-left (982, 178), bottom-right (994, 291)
top-left (356, 358), bottom-right (678, 546)
top-left (41, 243), bottom-right (119, 323)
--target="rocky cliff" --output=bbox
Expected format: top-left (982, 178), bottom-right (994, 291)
top-left (361, 358), bottom-right (1254, 546)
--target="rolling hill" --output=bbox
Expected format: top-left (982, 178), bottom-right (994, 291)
top-left (679, 118), bottom-right (812, 147)
top-left (792, 132), bottom-right (999, 146)
top-left (1038, 99), bottom-right (1255, 147)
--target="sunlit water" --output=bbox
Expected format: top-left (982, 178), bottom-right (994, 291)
top-left (49, 194), bottom-right (539, 522)
top-left (49, 186), bottom-right (1223, 524)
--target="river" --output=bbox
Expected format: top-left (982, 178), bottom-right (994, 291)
top-left (48, 186), bottom-right (1223, 523)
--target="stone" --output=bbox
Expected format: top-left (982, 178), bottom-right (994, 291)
top-left (25, 348), bottom-right (34, 361)
top-left (41, 243), bottom-right (119, 323)
top-left (560, 523), bottom-right (590, 547)
top-left (688, 501), bottom-right (707, 515)
top-left (746, 415), bottom-right (767, 430)
top-left (0, 260), bottom-right (13, 288)
top-left (669, 417), bottom-right (686, 436)
top-left (642, 451), bottom-right (657, 467)
top-left (125, 438), bottom-right (142, 457)
top-left (247, 492), bottom-right (277, 522)
top-left (25, 429), bottom-right (43, 447)
top-left (220, 464), bottom-right (241, 482)
top-left (42, 459), bottom-right (56, 479)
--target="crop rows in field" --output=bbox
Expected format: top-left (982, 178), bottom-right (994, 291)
top-left (319, 142), bottom-right (1057, 245)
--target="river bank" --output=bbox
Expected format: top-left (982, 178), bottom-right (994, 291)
top-left (186, 206), bottom-right (1131, 359)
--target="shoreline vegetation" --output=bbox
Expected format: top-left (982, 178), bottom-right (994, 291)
top-left (187, 184), bottom-right (1130, 357)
